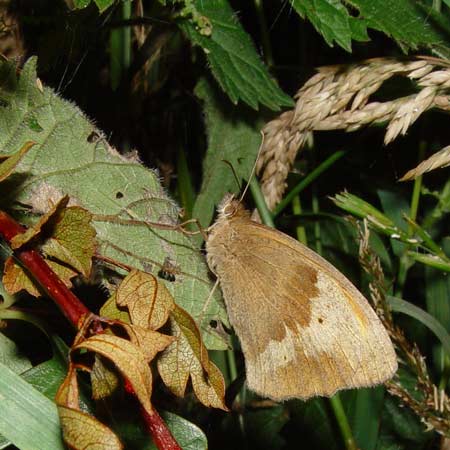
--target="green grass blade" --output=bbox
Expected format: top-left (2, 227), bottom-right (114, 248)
top-left (388, 296), bottom-right (450, 357)
top-left (273, 150), bottom-right (346, 217)
top-left (0, 361), bottom-right (64, 450)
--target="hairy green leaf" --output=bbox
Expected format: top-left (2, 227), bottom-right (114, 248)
top-left (0, 58), bottom-right (227, 349)
top-left (192, 77), bottom-right (263, 229)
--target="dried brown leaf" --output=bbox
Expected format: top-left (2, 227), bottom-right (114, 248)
top-left (73, 334), bottom-right (154, 414)
top-left (121, 322), bottom-right (175, 362)
top-left (42, 206), bottom-right (96, 277)
top-left (115, 269), bottom-right (175, 330)
top-left (55, 366), bottom-right (79, 410)
top-left (10, 196), bottom-right (69, 249)
top-left (2, 256), bottom-right (77, 297)
top-left (0, 141), bottom-right (35, 183)
top-left (157, 304), bottom-right (228, 411)
top-left (58, 405), bottom-right (123, 450)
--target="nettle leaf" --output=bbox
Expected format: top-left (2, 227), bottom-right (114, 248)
top-left (72, 0), bottom-right (115, 12)
top-left (177, 0), bottom-right (293, 111)
top-left (157, 304), bottom-right (228, 411)
top-left (292, 0), bottom-right (369, 52)
top-left (292, 0), bottom-right (450, 53)
top-left (0, 141), bottom-right (34, 182)
top-left (193, 77), bottom-right (263, 229)
top-left (0, 57), bottom-right (227, 350)
top-left (347, 0), bottom-right (450, 52)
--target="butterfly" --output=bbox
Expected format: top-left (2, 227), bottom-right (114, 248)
top-left (205, 194), bottom-right (397, 401)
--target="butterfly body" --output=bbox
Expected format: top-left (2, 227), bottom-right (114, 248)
top-left (206, 194), bottom-right (397, 401)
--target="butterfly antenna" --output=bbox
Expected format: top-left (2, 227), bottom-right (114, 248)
top-left (239, 131), bottom-right (265, 202)
top-left (221, 160), bottom-right (242, 192)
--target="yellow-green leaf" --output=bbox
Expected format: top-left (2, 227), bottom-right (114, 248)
top-left (58, 405), bottom-right (123, 450)
top-left (100, 293), bottom-right (131, 323)
top-left (90, 356), bottom-right (120, 401)
top-left (42, 206), bottom-right (96, 277)
top-left (10, 197), bottom-right (95, 277)
top-left (55, 367), bottom-right (79, 410)
top-left (121, 322), bottom-right (175, 362)
top-left (157, 305), bottom-right (228, 411)
top-left (116, 270), bottom-right (175, 330)
top-left (73, 334), bottom-right (153, 414)
top-left (0, 141), bottom-right (35, 183)
top-left (2, 256), bottom-right (77, 297)
top-left (10, 196), bottom-right (69, 250)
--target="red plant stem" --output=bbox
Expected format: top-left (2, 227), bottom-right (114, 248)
top-left (0, 211), bottom-right (89, 327)
top-left (124, 380), bottom-right (182, 450)
top-left (0, 210), bottom-right (181, 450)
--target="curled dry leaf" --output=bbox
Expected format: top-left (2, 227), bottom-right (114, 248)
top-left (41, 205), bottom-right (96, 277)
top-left (56, 366), bottom-right (79, 410)
top-left (56, 364), bottom-right (123, 450)
top-left (157, 304), bottom-right (228, 411)
top-left (58, 406), bottom-right (123, 450)
top-left (91, 355), bottom-right (121, 401)
top-left (0, 141), bottom-right (35, 182)
top-left (10, 195), bottom-right (96, 277)
top-left (121, 322), bottom-right (175, 362)
top-left (115, 269), bottom-right (175, 330)
top-left (10, 196), bottom-right (70, 250)
top-left (73, 333), bottom-right (154, 414)
top-left (400, 145), bottom-right (450, 180)
top-left (99, 270), bottom-right (227, 410)
top-left (2, 255), bottom-right (77, 297)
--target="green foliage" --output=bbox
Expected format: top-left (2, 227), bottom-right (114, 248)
top-left (0, 361), bottom-right (65, 450)
top-left (1, 1), bottom-right (450, 449)
top-left (0, 58), bottom-right (226, 350)
top-left (192, 77), bottom-right (263, 229)
top-left (293, 0), bottom-right (450, 53)
top-left (177, 0), bottom-right (294, 110)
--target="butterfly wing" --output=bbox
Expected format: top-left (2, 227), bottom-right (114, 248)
top-left (206, 215), bottom-right (397, 401)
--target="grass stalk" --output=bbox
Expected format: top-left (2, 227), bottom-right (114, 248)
top-left (330, 395), bottom-right (358, 450)
top-left (273, 150), bottom-right (346, 217)
top-left (253, 0), bottom-right (274, 67)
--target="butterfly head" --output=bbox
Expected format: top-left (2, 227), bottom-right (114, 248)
top-left (217, 193), bottom-right (246, 220)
